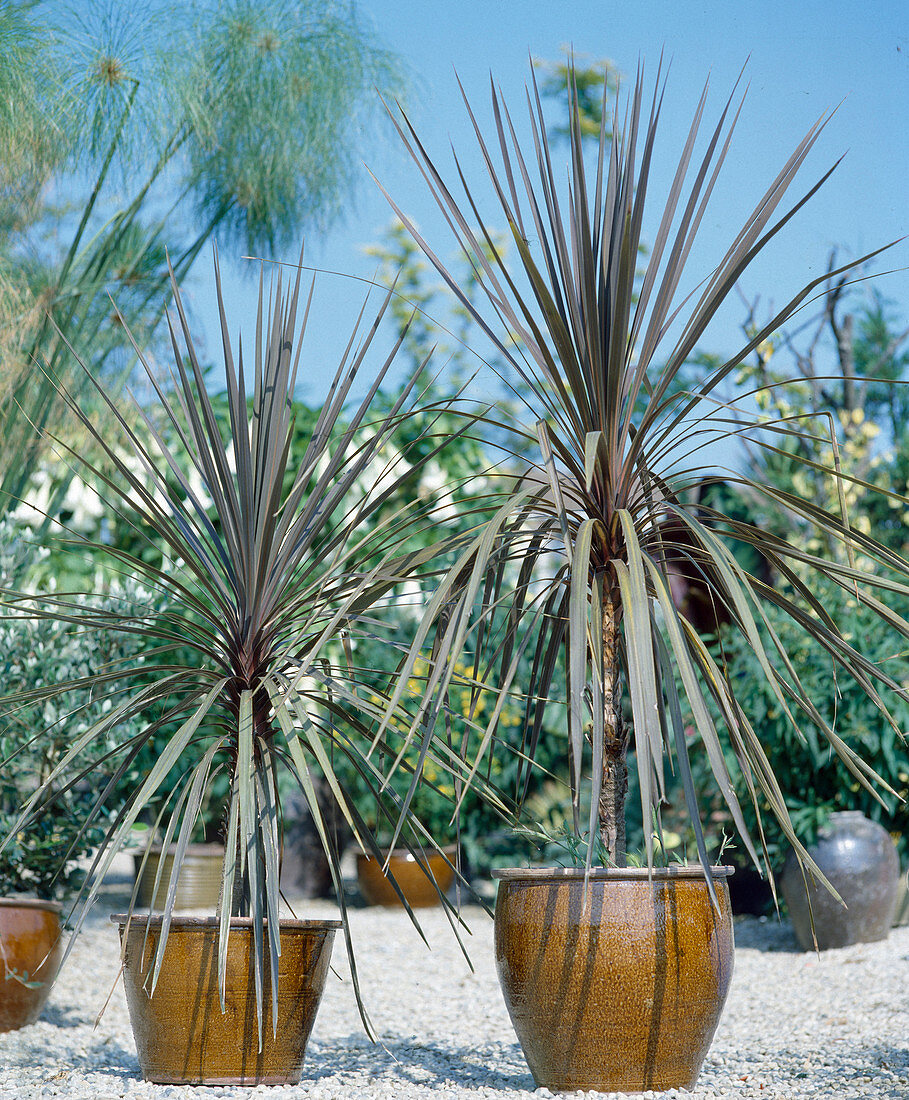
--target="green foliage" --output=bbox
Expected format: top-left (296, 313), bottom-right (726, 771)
top-left (364, 217), bottom-right (513, 393)
top-left (0, 520), bottom-right (153, 897)
top-left (184, 0), bottom-right (404, 252)
top-left (0, 0), bottom-right (64, 236)
top-left (854, 292), bottom-right (909, 443)
top-left (711, 281), bottom-right (909, 555)
top-left (663, 287), bottom-right (909, 872)
top-left (332, 633), bottom-right (551, 876)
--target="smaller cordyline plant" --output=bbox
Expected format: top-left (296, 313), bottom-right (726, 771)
top-left (376, 60), bottom-right (907, 901)
top-left (0, 248), bottom-right (497, 1037)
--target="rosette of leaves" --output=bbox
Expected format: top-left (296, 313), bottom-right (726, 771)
top-left (380, 63), bottom-right (907, 899)
top-left (0, 251), bottom-right (492, 1034)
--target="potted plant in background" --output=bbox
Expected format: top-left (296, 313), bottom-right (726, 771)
top-left (0, 521), bottom-right (153, 1031)
top-left (351, 716), bottom-right (461, 909)
top-left (383, 65), bottom-right (906, 1092)
top-left (130, 792), bottom-right (228, 912)
top-left (0, 252), bottom-right (491, 1084)
top-left (123, 698), bottom-right (234, 915)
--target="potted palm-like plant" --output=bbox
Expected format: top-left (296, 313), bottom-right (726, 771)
top-left (381, 67), bottom-right (905, 1092)
top-left (0, 251), bottom-right (487, 1084)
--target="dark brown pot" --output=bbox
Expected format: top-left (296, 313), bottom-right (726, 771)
top-left (0, 897), bottom-right (63, 1032)
top-left (492, 866), bottom-right (734, 1093)
top-left (780, 810), bottom-right (900, 950)
top-left (112, 914), bottom-right (340, 1085)
top-left (356, 847), bottom-right (456, 908)
top-left (133, 844), bottom-right (225, 911)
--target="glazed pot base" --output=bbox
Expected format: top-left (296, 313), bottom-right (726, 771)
top-left (146, 1073), bottom-right (300, 1086)
top-left (493, 867), bottom-right (734, 1093)
top-left (113, 915), bottom-right (339, 1086)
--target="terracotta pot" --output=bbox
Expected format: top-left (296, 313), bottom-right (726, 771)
top-left (356, 847), bottom-right (456, 908)
top-left (113, 914), bottom-right (340, 1085)
top-left (0, 897), bottom-right (63, 1032)
top-left (492, 866), bottom-right (734, 1093)
top-left (780, 810), bottom-right (900, 950)
top-left (133, 844), bottom-right (225, 911)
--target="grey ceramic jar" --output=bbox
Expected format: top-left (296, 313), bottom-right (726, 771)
top-left (781, 810), bottom-right (899, 950)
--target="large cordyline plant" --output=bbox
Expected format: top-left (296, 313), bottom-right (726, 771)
top-left (379, 64), bottom-right (905, 893)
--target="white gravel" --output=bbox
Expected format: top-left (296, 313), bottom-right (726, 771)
top-left (0, 869), bottom-right (907, 1099)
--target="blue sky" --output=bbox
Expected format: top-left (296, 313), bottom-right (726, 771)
top-left (193, 0), bottom-right (908, 412)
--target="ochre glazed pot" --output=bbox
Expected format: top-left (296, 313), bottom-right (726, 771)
top-left (356, 847), bottom-right (456, 908)
top-left (492, 866), bottom-right (734, 1093)
top-left (113, 915), bottom-right (340, 1085)
top-left (133, 844), bottom-right (225, 911)
top-left (0, 897), bottom-right (63, 1032)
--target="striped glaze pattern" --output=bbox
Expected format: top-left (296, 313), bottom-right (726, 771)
top-left (492, 866), bottom-right (735, 1093)
top-left (113, 916), bottom-right (339, 1085)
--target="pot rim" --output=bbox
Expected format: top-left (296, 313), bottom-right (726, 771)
top-left (136, 843), bottom-right (227, 857)
top-left (0, 896), bottom-right (63, 913)
top-left (110, 914), bottom-right (342, 931)
top-left (491, 864), bottom-right (734, 882)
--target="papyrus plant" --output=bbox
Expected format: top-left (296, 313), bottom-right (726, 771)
top-left (0, 251), bottom-right (490, 1035)
top-left (381, 64), bottom-right (905, 892)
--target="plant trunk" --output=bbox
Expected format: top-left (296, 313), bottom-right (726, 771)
top-left (230, 829), bottom-right (251, 917)
top-left (598, 588), bottom-right (628, 865)
top-left (227, 683), bottom-right (272, 917)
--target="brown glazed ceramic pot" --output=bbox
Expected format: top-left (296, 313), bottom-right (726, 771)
top-left (113, 915), bottom-right (340, 1085)
top-left (356, 847), bottom-right (456, 908)
top-left (133, 844), bottom-right (226, 911)
top-left (0, 897), bottom-right (63, 1032)
top-left (492, 866), bottom-right (734, 1093)
top-left (780, 810), bottom-right (900, 950)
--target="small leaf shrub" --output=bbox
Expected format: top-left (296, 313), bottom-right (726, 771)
top-left (0, 521), bottom-right (153, 897)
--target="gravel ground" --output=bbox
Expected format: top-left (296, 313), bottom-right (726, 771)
top-left (0, 868), bottom-right (907, 1100)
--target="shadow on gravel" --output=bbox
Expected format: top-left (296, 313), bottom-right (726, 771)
top-left (307, 1036), bottom-right (534, 1091)
top-left (2, 1035), bottom-right (139, 1079)
top-left (862, 1044), bottom-right (909, 1091)
top-left (66, 1046), bottom-right (140, 1078)
top-left (733, 916), bottom-right (801, 952)
top-left (39, 1004), bottom-right (90, 1029)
